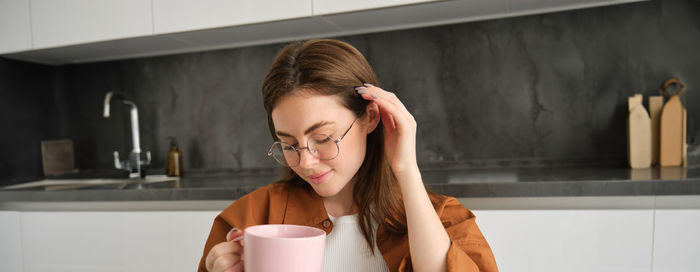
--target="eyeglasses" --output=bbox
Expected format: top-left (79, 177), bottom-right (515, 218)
top-left (267, 118), bottom-right (358, 167)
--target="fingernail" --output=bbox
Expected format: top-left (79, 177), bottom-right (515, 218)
top-left (357, 89), bottom-right (368, 94)
top-left (227, 228), bottom-right (239, 239)
top-left (363, 83), bottom-right (375, 87)
top-left (359, 91), bottom-right (378, 99)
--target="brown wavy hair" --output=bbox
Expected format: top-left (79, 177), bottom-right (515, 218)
top-left (261, 39), bottom-right (407, 252)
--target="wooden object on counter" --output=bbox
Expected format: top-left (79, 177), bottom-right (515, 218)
top-left (682, 106), bottom-right (687, 167)
top-left (648, 96), bottom-right (664, 165)
top-left (628, 94), bottom-right (651, 169)
top-left (627, 94), bottom-right (642, 112)
top-left (659, 78), bottom-right (686, 167)
top-left (41, 139), bottom-right (75, 176)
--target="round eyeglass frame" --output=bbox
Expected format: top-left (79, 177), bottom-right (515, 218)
top-left (267, 118), bottom-right (358, 167)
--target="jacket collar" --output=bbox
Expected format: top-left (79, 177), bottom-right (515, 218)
top-left (282, 184), bottom-right (332, 232)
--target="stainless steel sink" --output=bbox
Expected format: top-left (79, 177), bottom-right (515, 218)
top-left (1, 175), bottom-right (180, 191)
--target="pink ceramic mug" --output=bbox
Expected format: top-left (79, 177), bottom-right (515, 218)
top-left (244, 224), bottom-right (326, 272)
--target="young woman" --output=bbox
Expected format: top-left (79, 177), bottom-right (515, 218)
top-left (198, 39), bottom-right (498, 272)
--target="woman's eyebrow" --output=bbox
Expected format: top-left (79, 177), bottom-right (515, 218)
top-left (275, 121), bottom-right (335, 138)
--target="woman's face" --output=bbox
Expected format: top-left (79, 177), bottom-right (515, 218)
top-left (271, 92), bottom-right (370, 198)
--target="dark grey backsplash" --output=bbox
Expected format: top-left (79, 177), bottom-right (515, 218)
top-left (2, 0), bottom-right (699, 184)
top-left (0, 58), bottom-right (64, 183)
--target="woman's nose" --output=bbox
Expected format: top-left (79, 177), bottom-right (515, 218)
top-left (298, 148), bottom-right (319, 168)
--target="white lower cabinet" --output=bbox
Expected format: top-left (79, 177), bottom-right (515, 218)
top-left (0, 211), bottom-right (24, 272)
top-left (20, 211), bottom-right (219, 272)
top-left (652, 207), bottom-right (700, 271)
top-left (6, 196), bottom-right (700, 272)
top-left (473, 209), bottom-right (654, 272)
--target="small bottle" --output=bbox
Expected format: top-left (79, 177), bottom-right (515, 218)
top-left (167, 137), bottom-right (183, 177)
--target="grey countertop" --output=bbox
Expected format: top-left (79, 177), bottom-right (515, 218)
top-left (1, 166), bottom-right (699, 202)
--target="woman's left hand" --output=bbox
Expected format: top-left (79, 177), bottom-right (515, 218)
top-left (355, 83), bottom-right (418, 177)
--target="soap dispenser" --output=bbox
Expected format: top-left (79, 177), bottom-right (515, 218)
top-left (167, 137), bottom-right (183, 177)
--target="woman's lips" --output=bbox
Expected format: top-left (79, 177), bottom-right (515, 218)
top-left (309, 170), bottom-right (332, 185)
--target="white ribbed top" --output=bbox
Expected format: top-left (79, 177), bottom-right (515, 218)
top-left (322, 214), bottom-right (389, 272)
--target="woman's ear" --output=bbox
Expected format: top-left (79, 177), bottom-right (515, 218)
top-left (364, 102), bottom-right (380, 134)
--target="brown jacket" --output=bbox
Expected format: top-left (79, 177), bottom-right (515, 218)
top-left (198, 182), bottom-right (498, 271)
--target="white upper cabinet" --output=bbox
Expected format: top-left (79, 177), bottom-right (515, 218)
top-left (2, 0), bottom-right (648, 64)
top-left (318, 0), bottom-right (507, 37)
top-left (0, 0), bottom-right (32, 54)
top-left (312, 0), bottom-right (441, 16)
top-left (153, 0), bottom-right (313, 35)
top-left (506, 0), bottom-right (631, 16)
top-left (30, 0), bottom-right (152, 49)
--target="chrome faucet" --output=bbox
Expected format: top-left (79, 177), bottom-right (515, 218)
top-left (103, 92), bottom-right (151, 178)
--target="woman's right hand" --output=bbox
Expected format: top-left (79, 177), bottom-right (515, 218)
top-left (205, 228), bottom-right (245, 272)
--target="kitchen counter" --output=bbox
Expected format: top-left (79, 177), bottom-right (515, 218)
top-left (1, 165), bottom-right (699, 203)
